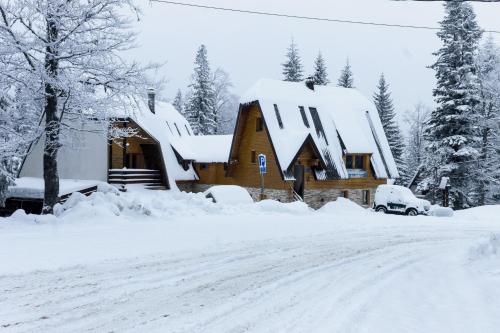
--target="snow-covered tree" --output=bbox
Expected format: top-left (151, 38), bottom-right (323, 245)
top-left (474, 36), bottom-right (500, 205)
top-left (282, 40), bottom-right (304, 82)
top-left (337, 59), bottom-right (354, 88)
top-left (172, 89), bottom-right (184, 115)
top-left (403, 103), bottom-right (431, 186)
top-left (185, 45), bottom-right (216, 135)
top-left (0, 0), bottom-right (154, 213)
top-left (422, 1), bottom-right (483, 209)
top-left (212, 68), bottom-right (239, 135)
top-left (312, 52), bottom-right (329, 85)
top-left (373, 74), bottom-right (406, 181)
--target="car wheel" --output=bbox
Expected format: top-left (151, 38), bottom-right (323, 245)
top-left (375, 206), bottom-right (387, 214)
top-left (407, 208), bottom-right (418, 216)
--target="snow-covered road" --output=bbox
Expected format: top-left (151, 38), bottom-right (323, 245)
top-left (1, 192), bottom-right (500, 332)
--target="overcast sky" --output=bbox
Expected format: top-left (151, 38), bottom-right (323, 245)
top-left (126, 0), bottom-right (500, 123)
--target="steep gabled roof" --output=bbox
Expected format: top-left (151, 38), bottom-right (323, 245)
top-left (124, 100), bottom-right (198, 186)
top-left (240, 79), bottom-right (399, 180)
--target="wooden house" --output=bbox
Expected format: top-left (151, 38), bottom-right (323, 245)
top-left (186, 79), bottom-right (399, 208)
top-left (19, 90), bottom-right (198, 192)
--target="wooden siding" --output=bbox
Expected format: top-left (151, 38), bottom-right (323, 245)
top-left (109, 121), bottom-right (156, 169)
top-left (196, 103), bottom-right (386, 192)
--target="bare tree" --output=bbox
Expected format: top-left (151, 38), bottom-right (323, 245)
top-left (0, 0), bottom-right (155, 213)
top-left (212, 68), bottom-right (238, 135)
top-left (403, 103), bottom-right (431, 185)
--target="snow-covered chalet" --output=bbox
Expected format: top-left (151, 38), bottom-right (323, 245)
top-left (181, 79), bottom-right (399, 208)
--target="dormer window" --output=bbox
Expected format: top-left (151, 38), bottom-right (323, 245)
top-left (174, 123), bottom-right (182, 136)
top-left (274, 104), bottom-right (284, 129)
top-left (345, 154), bottom-right (368, 178)
top-left (166, 121), bottom-right (174, 135)
top-left (299, 106), bottom-right (309, 128)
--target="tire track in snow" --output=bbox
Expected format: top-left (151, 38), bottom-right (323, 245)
top-left (0, 229), bottom-right (484, 333)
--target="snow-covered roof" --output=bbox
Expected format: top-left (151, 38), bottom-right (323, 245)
top-left (186, 135), bottom-right (233, 163)
top-left (126, 100), bottom-right (198, 186)
top-left (240, 79), bottom-right (399, 180)
top-left (8, 178), bottom-right (101, 199)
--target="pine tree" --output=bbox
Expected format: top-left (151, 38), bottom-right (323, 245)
top-left (373, 74), bottom-right (406, 182)
top-left (173, 89), bottom-right (184, 115)
top-left (474, 36), bottom-right (500, 205)
top-left (422, 1), bottom-right (482, 209)
top-left (337, 59), bottom-right (354, 88)
top-left (312, 52), bottom-right (329, 85)
top-left (282, 40), bottom-right (304, 82)
top-left (185, 45), bottom-right (216, 135)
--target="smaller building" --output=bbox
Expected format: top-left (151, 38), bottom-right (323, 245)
top-left (18, 91), bottom-right (199, 192)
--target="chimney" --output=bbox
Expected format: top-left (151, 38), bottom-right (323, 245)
top-left (305, 77), bottom-right (315, 91)
top-left (147, 88), bottom-right (155, 114)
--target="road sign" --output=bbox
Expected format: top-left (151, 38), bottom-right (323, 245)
top-left (258, 154), bottom-right (266, 174)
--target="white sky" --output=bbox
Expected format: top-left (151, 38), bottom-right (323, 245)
top-left (126, 0), bottom-right (500, 122)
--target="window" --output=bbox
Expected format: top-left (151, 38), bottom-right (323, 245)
top-left (363, 190), bottom-right (370, 205)
top-left (309, 107), bottom-right (328, 145)
top-left (299, 106), bottom-right (310, 128)
top-left (346, 155), bottom-right (354, 169)
top-left (345, 154), bottom-right (366, 170)
top-left (274, 104), bottom-right (284, 129)
top-left (256, 117), bottom-right (263, 132)
top-left (251, 150), bottom-right (256, 163)
top-left (174, 123), bottom-right (182, 136)
top-left (185, 124), bottom-right (192, 136)
top-left (355, 155), bottom-right (364, 169)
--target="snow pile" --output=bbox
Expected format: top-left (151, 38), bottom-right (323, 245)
top-left (204, 185), bottom-right (254, 205)
top-left (429, 206), bottom-right (454, 217)
top-left (319, 197), bottom-right (366, 214)
top-left (255, 199), bottom-right (311, 215)
top-left (455, 205), bottom-right (500, 222)
top-left (469, 234), bottom-right (500, 261)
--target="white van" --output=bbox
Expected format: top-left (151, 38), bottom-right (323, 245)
top-left (373, 185), bottom-right (430, 216)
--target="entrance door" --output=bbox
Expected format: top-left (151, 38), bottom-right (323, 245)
top-left (293, 165), bottom-right (305, 200)
top-left (140, 144), bottom-right (161, 170)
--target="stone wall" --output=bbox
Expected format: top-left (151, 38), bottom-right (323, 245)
top-left (177, 181), bottom-right (376, 210)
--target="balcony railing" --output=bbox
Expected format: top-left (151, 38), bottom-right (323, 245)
top-left (347, 169), bottom-right (368, 178)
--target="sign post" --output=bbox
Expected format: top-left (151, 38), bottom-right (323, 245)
top-left (258, 154), bottom-right (266, 200)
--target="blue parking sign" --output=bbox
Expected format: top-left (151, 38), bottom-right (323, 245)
top-left (258, 154), bottom-right (266, 174)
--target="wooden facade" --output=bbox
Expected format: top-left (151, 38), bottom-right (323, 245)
top-left (191, 103), bottom-right (386, 207)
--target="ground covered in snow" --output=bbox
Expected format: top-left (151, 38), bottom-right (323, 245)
top-left (1, 190), bottom-right (499, 332)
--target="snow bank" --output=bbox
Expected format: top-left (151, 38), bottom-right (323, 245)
top-left (429, 206), bottom-right (454, 217)
top-left (469, 234), bottom-right (500, 261)
top-left (319, 197), bottom-right (367, 214)
top-left (455, 205), bottom-right (500, 222)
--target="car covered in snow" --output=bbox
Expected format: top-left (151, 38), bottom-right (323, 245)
top-left (204, 185), bottom-right (254, 205)
top-left (373, 185), bottom-right (430, 216)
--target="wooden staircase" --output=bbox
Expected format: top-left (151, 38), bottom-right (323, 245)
top-left (108, 169), bottom-right (166, 190)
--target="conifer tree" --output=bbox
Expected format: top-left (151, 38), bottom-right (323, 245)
top-left (173, 89), bottom-right (184, 115)
top-left (373, 74), bottom-right (406, 181)
top-left (422, 1), bottom-right (482, 209)
top-left (337, 59), bottom-right (354, 88)
top-left (282, 40), bottom-right (304, 82)
top-left (185, 45), bottom-right (216, 135)
top-left (312, 52), bottom-right (329, 85)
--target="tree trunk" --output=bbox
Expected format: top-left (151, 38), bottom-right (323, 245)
top-left (42, 14), bottom-right (60, 215)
